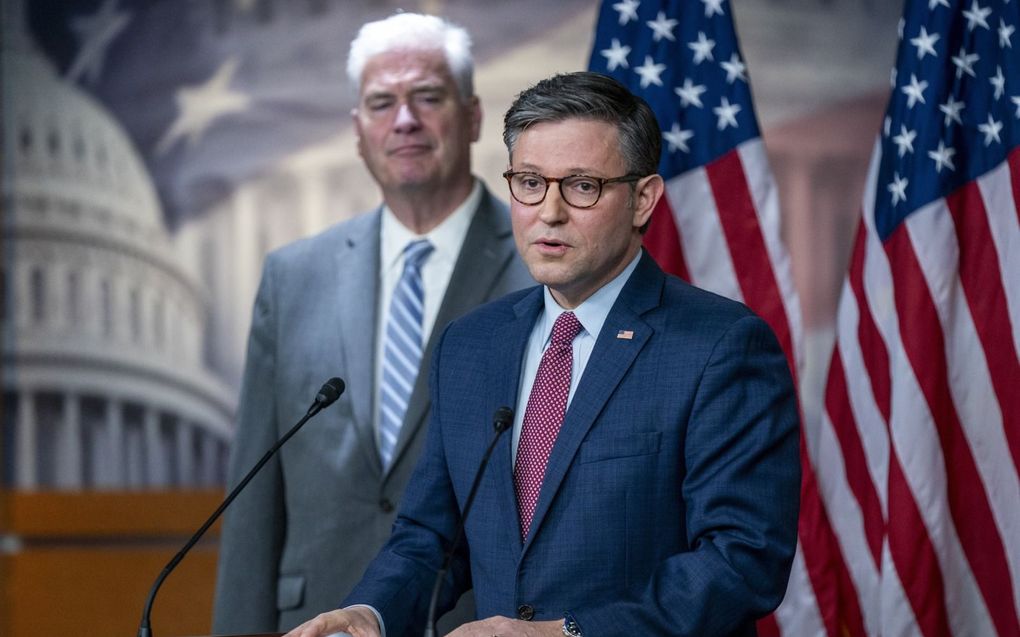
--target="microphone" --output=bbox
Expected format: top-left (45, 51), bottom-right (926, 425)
top-left (136, 377), bottom-right (346, 637)
top-left (424, 406), bottom-right (514, 637)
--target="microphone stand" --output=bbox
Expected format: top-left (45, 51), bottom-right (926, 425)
top-left (424, 406), bottom-right (513, 637)
top-left (137, 378), bottom-right (345, 637)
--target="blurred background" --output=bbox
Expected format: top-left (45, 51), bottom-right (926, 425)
top-left (1, 0), bottom-right (902, 634)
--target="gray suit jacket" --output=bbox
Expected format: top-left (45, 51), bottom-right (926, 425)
top-left (212, 186), bottom-right (533, 633)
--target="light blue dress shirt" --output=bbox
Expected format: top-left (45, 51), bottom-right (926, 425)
top-left (511, 251), bottom-right (642, 464)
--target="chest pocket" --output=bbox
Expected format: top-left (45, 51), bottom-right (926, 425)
top-left (577, 431), bottom-right (661, 464)
top-left (277, 574), bottom-right (305, 610)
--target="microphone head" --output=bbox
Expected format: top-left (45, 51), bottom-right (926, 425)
top-left (492, 406), bottom-right (513, 432)
top-left (315, 377), bottom-right (346, 407)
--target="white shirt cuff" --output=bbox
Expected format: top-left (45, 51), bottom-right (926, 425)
top-left (327, 604), bottom-right (385, 637)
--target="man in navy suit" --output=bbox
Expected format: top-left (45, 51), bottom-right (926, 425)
top-left (287, 72), bottom-right (800, 637)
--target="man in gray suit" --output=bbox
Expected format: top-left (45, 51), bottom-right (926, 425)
top-left (212, 12), bottom-right (532, 634)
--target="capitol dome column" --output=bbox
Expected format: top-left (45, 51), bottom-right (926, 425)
top-left (54, 392), bottom-right (82, 488)
top-left (199, 431), bottom-right (219, 487)
top-left (97, 399), bottom-right (125, 488)
top-left (143, 407), bottom-right (164, 487)
top-left (15, 390), bottom-right (37, 488)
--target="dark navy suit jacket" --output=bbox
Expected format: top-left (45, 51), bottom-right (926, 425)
top-left (345, 252), bottom-right (801, 636)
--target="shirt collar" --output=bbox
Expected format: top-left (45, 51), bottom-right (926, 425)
top-left (380, 179), bottom-right (482, 272)
top-left (538, 250), bottom-right (643, 345)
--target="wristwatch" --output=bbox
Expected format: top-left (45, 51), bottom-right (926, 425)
top-left (562, 612), bottom-right (583, 636)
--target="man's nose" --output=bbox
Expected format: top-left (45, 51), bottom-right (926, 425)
top-left (538, 183), bottom-right (570, 225)
top-left (393, 102), bottom-right (421, 132)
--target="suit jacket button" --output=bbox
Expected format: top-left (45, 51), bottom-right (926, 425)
top-left (379, 498), bottom-right (394, 513)
top-left (517, 604), bottom-right (534, 621)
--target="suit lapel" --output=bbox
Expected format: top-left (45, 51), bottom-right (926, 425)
top-left (334, 211), bottom-right (383, 476)
top-left (387, 188), bottom-right (519, 476)
top-left (523, 253), bottom-right (665, 551)
top-left (489, 289), bottom-right (544, 556)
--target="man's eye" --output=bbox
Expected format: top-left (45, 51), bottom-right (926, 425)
top-left (415, 92), bottom-right (445, 106)
top-left (519, 177), bottom-right (544, 190)
top-left (365, 99), bottom-right (394, 112)
top-left (569, 178), bottom-right (599, 193)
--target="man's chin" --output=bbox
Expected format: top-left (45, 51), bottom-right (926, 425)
top-left (390, 168), bottom-right (441, 189)
top-left (525, 263), bottom-right (572, 289)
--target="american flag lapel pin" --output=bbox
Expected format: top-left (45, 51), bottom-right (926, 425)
top-left (616, 330), bottom-right (634, 340)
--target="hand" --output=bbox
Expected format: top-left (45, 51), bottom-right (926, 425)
top-left (283, 606), bottom-right (381, 637)
top-left (446, 616), bottom-right (562, 637)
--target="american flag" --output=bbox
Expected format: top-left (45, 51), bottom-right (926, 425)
top-left (588, 2), bottom-right (811, 635)
top-left (819, 0), bottom-right (1020, 635)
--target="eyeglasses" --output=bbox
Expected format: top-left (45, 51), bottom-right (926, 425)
top-left (502, 170), bottom-right (643, 209)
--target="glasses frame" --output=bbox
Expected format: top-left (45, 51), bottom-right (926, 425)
top-left (502, 170), bottom-right (644, 209)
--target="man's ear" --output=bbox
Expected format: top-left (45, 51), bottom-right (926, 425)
top-left (468, 96), bottom-right (482, 143)
top-left (632, 174), bottom-right (665, 229)
top-left (352, 107), bottom-right (364, 157)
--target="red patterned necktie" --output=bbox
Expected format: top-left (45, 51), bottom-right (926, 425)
top-left (514, 311), bottom-right (583, 539)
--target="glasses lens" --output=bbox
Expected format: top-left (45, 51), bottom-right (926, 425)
top-left (561, 176), bottom-right (602, 207)
top-left (510, 173), bottom-right (547, 204)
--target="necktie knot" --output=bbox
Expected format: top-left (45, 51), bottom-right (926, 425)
top-left (550, 311), bottom-right (583, 348)
top-left (403, 239), bottom-right (433, 271)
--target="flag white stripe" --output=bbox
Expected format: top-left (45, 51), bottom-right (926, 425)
top-left (664, 167), bottom-right (744, 302)
top-left (878, 544), bottom-right (924, 637)
top-left (773, 544), bottom-right (827, 637)
top-left (976, 162), bottom-right (1020, 356)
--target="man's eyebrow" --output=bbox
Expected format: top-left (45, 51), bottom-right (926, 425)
top-left (409, 84), bottom-right (449, 94)
top-left (514, 163), bottom-right (603, 175)
top-left (362, 83), bottom-right (448, 100)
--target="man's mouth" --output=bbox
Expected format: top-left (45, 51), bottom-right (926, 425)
top-left (389, 144), bottom-right (431, 156)
top-left (534, 238), bottom-right (570, 253)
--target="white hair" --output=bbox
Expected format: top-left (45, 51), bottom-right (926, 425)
top-left (346, 12), bottom-right (475, 100)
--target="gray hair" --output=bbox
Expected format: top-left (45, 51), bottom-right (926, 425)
top-left (503, 72), bottom-right (661, 177)
top-left (346, 12), bottom-right (474, 100)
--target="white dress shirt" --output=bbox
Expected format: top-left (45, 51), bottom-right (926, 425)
top-left (372, 180), bottom-right (482, 457)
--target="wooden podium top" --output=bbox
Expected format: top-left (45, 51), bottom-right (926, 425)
top-left (198, 634), bottom-right (284, 637)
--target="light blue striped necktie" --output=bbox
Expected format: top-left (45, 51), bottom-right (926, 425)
top-left (379, 239), bottom-right (434, 468)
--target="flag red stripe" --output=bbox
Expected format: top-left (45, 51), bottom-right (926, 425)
top-left (885, 448), bottom-right (952, 637)
top-left (823, 348), bottom-right (884, 567)
top-left (885, 227), bottom-right (1020, 637)
top-left (848, 223), bottom-right (891, 423)
top-left (643, 197), bottom-right (691, 282)
top-left (796, 433), bottom-right (867, 637)
top-left (704, 151), bottom-right (795, 369)
top-left (946, 182), bottom-right (1020, 472)
top-left (756, 611), bottom-right (780, 637)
